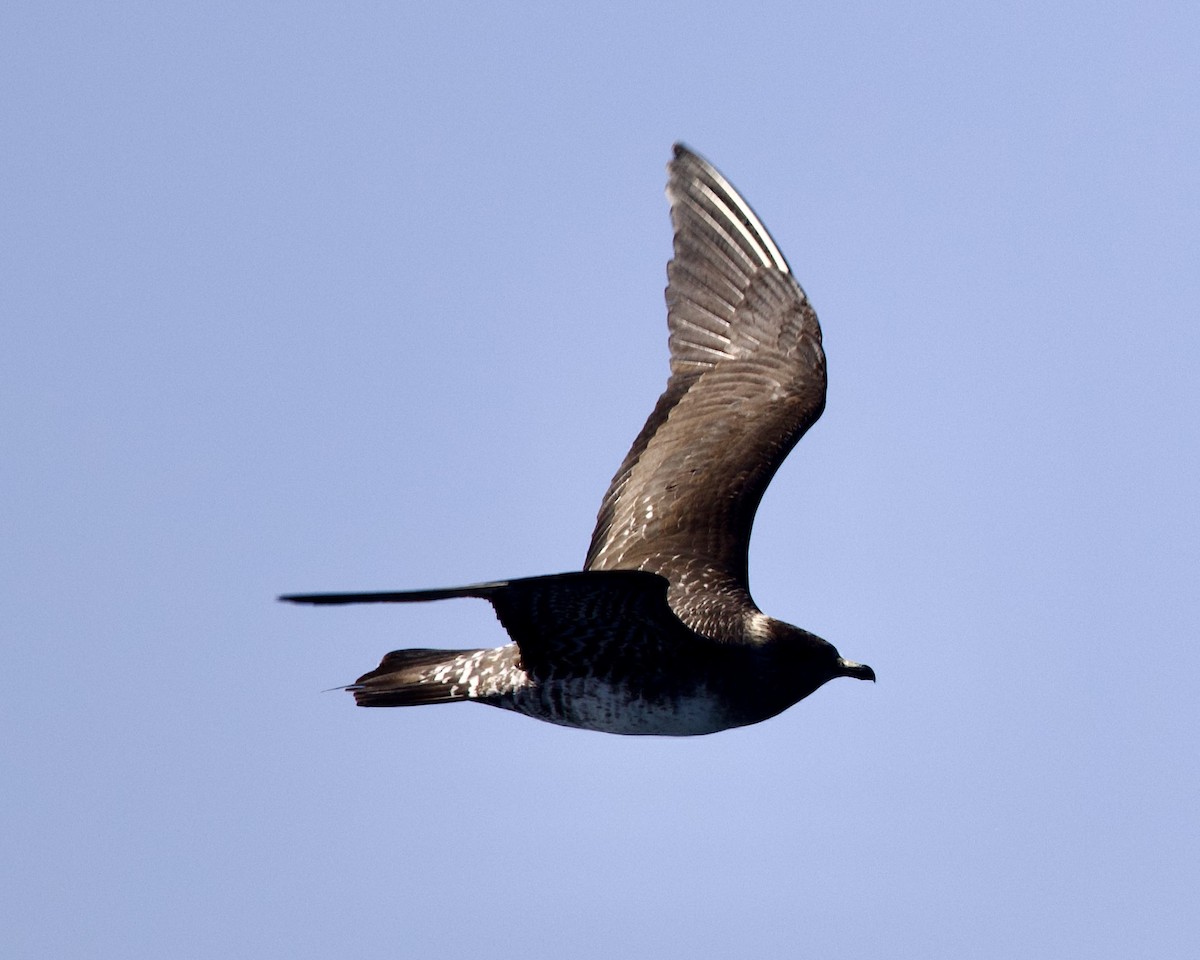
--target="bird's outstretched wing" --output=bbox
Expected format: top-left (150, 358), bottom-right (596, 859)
top-left (585, 145), bottom-right (826, 631)
top-left (282, 570), bottom-right (705, 677)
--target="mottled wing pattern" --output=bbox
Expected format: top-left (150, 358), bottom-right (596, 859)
top-left (584, 145), bottom-right (827, 631)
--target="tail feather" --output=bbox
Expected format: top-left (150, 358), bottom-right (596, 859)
top-left (349, 645), bottom-right (524, 708)
top-left (280, 581), bottom-right (512, 606)
top-left (281, 573), bottom-right (650, 710)
top-left (349, 647), bottom-right (480, 707)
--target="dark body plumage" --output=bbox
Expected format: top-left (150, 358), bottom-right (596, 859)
top-left (282, 145), bottom-right (874, 735)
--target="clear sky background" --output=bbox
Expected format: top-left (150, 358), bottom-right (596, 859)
top-left (4, 2), bottom-right (1197, 957)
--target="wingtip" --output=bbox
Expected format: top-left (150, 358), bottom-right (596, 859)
top-left (670, 142), bottom-right (707, 168)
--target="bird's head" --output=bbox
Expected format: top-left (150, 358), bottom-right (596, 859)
top-left (765, 619), bottom-right (875, 686)
top-left (736, 619), bottom-right (874, 721)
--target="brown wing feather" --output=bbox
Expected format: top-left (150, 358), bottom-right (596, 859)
top-left (584, 145), bottom-right (825, 633)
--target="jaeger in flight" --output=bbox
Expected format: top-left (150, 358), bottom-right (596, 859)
top-left (282, 145), bottom-right (874, 735)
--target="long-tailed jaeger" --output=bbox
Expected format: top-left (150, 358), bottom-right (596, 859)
top-left (282, 144), bottom-right (874, 735)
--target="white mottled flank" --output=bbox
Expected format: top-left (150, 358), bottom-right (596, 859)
top-left (396, 644), bottom-right (739, 735)
top-left (745, 611), bottom-right (774, 643)
top-left (428, 648), bottom-right (528, 700)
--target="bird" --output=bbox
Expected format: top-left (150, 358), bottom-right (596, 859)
top-left (281, 144), bottom-right (874, 736)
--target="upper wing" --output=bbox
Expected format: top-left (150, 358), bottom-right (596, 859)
top-left (476, 570), bottom-right (710, 679)
top-left (584, 145), bottom-right (826, 627)
top-left (284, 570), bottom-right (709, 678)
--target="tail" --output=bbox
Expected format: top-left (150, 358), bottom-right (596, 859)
top-left (280, 574), bottom-right (637, 709)
top-left (349, 647), bottom-right (496, 707)
top-left (281, 581), bottom-right (525, 707)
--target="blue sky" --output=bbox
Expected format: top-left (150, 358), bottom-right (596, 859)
top-left (3, 2), bottom-right (1197, 957)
